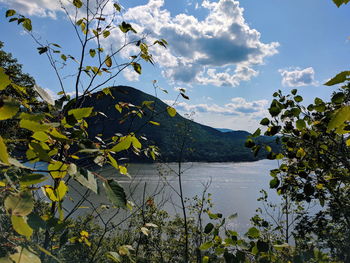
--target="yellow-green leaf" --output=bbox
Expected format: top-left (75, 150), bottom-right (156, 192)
top-left (0, 136), bottom-right (9, 164)
top-left (0, 99), bottom-right (19, 120)
top-left (105, 55), bottom-right (112, 67)
top-left (20, 119), bottom-right (50, 132)
top-left (328, 106), bottom-right (350, 132)
top-left (166, 106), bottom-right (176, 117)
top-left (0, 68), bottom-right (11, 90)
top-left (68, 107), bottom-right (93, 120)
top-left (11, 216), bottom-right (33, 238)
top-left (110, 136), bottom-right (132, 152)
top-left (73, 0), bottom-right (83, 8)
top-left (115, 104), bottom-right (122, 113)
top-left (9, 247), bottom-right (40, 263)
top-left (4, 191), bottom-right (34, 216)
top-left (48, 161), bottom-right (68, 179)
top-left (0, 181), bottom-right (5, 187)
top-left (43, 181), bottom-right (68, 202)
top-left (32, 131), bottom-right (49, 142)
top-left (149, 121), bottom-right (160, 126)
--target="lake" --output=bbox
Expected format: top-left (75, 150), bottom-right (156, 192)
top-left (66, 159), bottom-right (283, 233)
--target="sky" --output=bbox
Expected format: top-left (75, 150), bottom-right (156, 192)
top-left (1, 0), bottom-right (349, 132)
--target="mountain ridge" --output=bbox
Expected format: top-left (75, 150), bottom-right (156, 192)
top-left (82, 86), bottom-right (275, 162)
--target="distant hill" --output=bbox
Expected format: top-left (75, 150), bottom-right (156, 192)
top-left (82, 86), bottom-right (276, 162)
top-left (216, 128), bottom-right (234, 133)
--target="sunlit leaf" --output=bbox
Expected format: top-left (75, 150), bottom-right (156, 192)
top-left (166, 106), bottom-right (176, 117)
top-left (11, 216), bottom-right (33, 238)
top-left (131, 62), bottom-right (141, 74)
top-left (5, 9), bottom-right (16, 17)
top-left (0, 136), bottom-right (9, 164)
top-left (68, 107), bottom-right (93, 120)
top-left (324, 71), bottom-right (350, 86)
top-left (73, 0), bottom-right (83, 8)
top-left (48, 161), bottom-right (68, 179)
top-left (0, 68), bottom-right (11, 90)
top-left (113, 3), bottom-right (121, 12)
top-left (199, 241), bottom-right (214, 250)
top-left (110, 136), bottom-right (132, 152)
top-left (327, 105), bottom-right (350, 132)
top-left (4, 191), bottom-right (34, 216)
top-left (149, 121), bottom-right (160, 126)
top-left (105, 55), bottom-right (112, 67)
top-left (9, 247), bottom-right (40, 263)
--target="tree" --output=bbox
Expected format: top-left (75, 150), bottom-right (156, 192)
top-left (0, 1), bottom-right (170, 262)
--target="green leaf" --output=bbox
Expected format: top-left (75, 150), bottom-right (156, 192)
top-left (68, 107), bottom-right (93, 120)
top-left (324, 71), bottom-right (350, 86)
top-left (43, 181), bottom-right (68, 202)
top-left (11, 216), bottom-right (33, 238)
top-left (0, 99), bottom-right (19, 120)
top-left (5, 9), bottom-right (16, 17)
top-left (204, 223), bottom-right (214, 234)
top-left (9, 247), bottom-right (40, 263)
top-left (20, 174), bottom-right (47, 186)
top-left (105, 55), bottom-right (112, 67)
top-left (32, 131), bottom-right (49, 142)
top-left (48, 161), bottom-right (68, 179)
top-left (119, 22), bottom-right (137, 33)
top-left (252, 128), bottom-right (261, 137)
top-left (269, 177), bottom-right (280, 189)
top-left (73, 0), bottom-right (83, 8)
top-left (166, 106), bottom-right (176, 117)
top-left (199, 241), bottom-right (214, 251)
top-left (149, 121), bottom-right (160, 126)
top-left (294, 95), bottom-right (303, 103)
top-left (110, 136), bottom-right (132, 152)
top-left (131, 62), bottom-right (141, 74)
top-left (103, 179), bottom-right (127, 208)
top-left (296, 119), bottom-right (306, 130)
top-left (202, 256), bottom-right (209, 263)
top-left (246, 227), bottom-right (260, 239)
top-left (89, 49), bottom-right (96, 57)
top-left (0, 67), bottom-right (11, 90)
top-left (103, 30), bottom-right (110, 38)
top-left (331, 92), bottom-right (345, 104)
top-left (260, 118), bottom-right (270, 126)
top-left (0, 136), bottom-right (9, 164)
top-left (328, 106), bottom-right (350, 132)
top-left (22, 19), bottom-right (32, 31)
top-left (4, 191), bottom-right (34, 216)
top-left (291, 89), bottom-right (297, 95)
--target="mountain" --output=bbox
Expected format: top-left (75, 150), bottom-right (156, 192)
top-left (82, 86), bottom-right (276, 162)
top-left (216, 128), bottom-right (234, 133)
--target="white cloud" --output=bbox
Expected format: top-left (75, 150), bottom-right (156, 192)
top-left (122, 67), bottom-right (140, 82)
top-left (279, 67), bottom-right (318, 87)
top-left (165, 97), bottom-right (268, 117)
top-left (3, 0), bottom-right (279, 87)
top-left (110, 0), bottom-right (279, 87)
top-left (0, 0), bottom-right (63, 18)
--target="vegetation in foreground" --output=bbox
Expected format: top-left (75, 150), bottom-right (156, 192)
top-left (1, 0), bottom-right (350, 262)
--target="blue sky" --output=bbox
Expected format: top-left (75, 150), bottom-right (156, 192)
top-left (1, 0), bottom-right (349, 131)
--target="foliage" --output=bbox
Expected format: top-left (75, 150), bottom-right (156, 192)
top-left (0, 1), bottom-right (170, 262)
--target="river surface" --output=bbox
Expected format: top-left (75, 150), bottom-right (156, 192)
top-left (66, 159), bottom-right (283, 233)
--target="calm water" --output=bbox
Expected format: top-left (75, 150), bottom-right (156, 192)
top-left (66, 159), bottom-right (282, 233)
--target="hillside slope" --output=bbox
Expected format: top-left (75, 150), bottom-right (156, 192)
top-left (82, 86), bottom-right (275, 162)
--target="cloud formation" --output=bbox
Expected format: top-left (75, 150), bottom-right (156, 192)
top-left (165, 97), bottom-right (268, 117)
top-left (279, 67), bottom-right (317, 87)
top-left (0, 0), bottom-right (62, 18)
top-left (113, 0), bottom-right (279, 87)
top-left (2, 0), bottom-right (279, 87)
